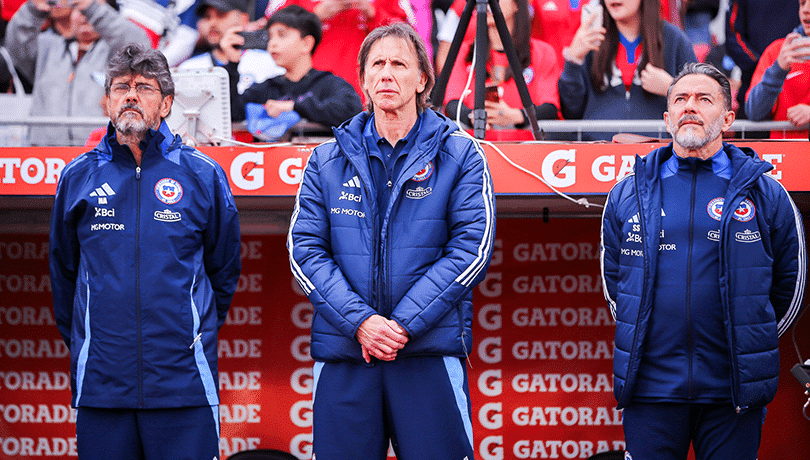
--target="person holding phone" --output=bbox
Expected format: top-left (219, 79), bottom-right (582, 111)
top-left (176, 0), bottom-right (283, 107)
top-left (558, 0), bottom-right (696, 141)
top-left (442, 0), bottom-right (561, 130)
top-left (222, 5), bottom-right (362, 129)
top-left (745, 0), bottom-right (810, 138)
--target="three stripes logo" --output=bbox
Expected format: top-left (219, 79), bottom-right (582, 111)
top-left (343, 176), bottom-right (361, 188)
top-left (89, 183), bottom-right (115, 204)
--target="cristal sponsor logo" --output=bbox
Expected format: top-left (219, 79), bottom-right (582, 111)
top-left (339, 191), bottom-right (361, 202)
top-left (154, 209), bottom-right (182, 222)
top-left (90, 223), bottom-right (125, 231)
top-left (95, 207), bottom-right (115, 217)
top-left (89, 182), bottom-right (115, 205)
top-left (406, 186), bottom-right (432, 199)
top-left (735, 229), bottom-right (761, 243)
top-left (708, 229), bottom-right (720, 241)
top-left (330, 207), bottom-right (365, 218)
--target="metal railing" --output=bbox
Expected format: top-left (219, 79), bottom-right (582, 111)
top-left (0, 115), bottom-right (803, 146)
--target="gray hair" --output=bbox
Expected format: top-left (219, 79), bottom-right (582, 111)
top-left (357, 22), bottom-right (434, 112)
top-left (667, 62), bottom-right (732, 111)
top-left (105, 44), bottom-right (174, 99)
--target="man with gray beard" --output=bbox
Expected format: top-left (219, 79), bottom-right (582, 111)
top-left (600, 62), bottom-right (806, 460)
top-left (49, 44), bottom-right (240, 460)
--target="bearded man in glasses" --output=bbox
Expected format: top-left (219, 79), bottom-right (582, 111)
top-left (49, 43), bottom-right (241, 460)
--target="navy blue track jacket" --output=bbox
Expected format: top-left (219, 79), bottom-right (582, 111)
top-left (49, 122), bottom-right (241, 409)
top-left (600, 142), bottom-right (806, 411)
top-left (287, 109), bottom-right (496, 363)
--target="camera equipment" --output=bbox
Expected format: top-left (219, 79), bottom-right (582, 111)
top-left (431, 0), bottom-right (541, 140)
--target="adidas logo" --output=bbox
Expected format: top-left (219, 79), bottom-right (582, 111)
top-left (89, 183), bottom-right (116, 204)
top-left (343, 176), bottom-right (361, 188)
top-left (626, 209), bottom-right (666, 223)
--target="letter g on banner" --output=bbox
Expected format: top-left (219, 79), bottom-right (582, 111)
top-left (231, 151), bottom-right (264, 190)
top-left (542, 149), bottom-right (576, 188)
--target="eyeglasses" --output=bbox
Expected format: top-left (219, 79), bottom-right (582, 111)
top-left (110, 83), bottom-right (161, 97)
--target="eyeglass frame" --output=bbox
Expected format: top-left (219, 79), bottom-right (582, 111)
top-left (108, 82), bottom-right (164, 98)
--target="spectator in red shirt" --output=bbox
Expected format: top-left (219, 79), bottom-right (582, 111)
top-left (443, 0), bottom-right (561, 129)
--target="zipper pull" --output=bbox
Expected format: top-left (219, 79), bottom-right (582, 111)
top-left (136, 166), bottom-right (141, 180)
top-left (189, 333), bottom-right (202, 349)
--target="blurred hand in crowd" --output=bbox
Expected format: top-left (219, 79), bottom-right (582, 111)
top-left (219, 25), bottom-right (247, 63)
top-left (786, 104), bottom-right (810, 128)
top-left (565, 8), bottom-right (605, 63)
top-left (640, 63), bottom-right (674, 96)
top-left (263, 100), bottom-right (295, 118)
top-left (777, 32), bottom-right (810, 70)
top-left (313, 0), bottom-right (352, 20)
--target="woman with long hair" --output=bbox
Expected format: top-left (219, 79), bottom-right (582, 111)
top-left (558, 0), bottom-right (696, 140)
top-left (443, 0), bottom-right (560, 130)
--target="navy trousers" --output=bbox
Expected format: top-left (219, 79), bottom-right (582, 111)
top-left (76, 406), bottom-right (220, 460)
top-left (312, 356), bottom-right (475, 460)
top-left (622, 402), bottom-right (766, 460)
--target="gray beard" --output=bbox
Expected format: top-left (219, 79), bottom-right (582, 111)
top-left (669, 114), bottom-right (724, 150)
top-left (112, 105), bottom-right (158, 137)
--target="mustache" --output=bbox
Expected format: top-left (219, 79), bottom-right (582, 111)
top-left (118, 103), bottom-right (144, 117)
top-left (678, 114), bottom-right (703, 127)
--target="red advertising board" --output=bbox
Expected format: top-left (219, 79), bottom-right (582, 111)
top-left (0, 142), bottom-right (807, 197)
top-left (2, 218), bottom-right (809, 459)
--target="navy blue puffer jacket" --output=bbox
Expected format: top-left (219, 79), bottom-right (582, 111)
top-left (288, 109), bottom-right (496, 363)
top-left (601, 142), bottom-right (806, 411)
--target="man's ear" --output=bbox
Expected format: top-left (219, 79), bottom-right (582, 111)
top-left (159, 95), bottom-right (173, 119)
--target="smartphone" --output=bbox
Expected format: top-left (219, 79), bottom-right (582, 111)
top-left (485, 85), bottom-right (500, 103)
top-left (237, 30), bottom-right (269, 50)
top-left (794, 36), bottom-right (810, 62)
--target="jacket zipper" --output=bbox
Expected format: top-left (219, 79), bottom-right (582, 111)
top-left (135, 165), bottom-right (143, 408)
top-left (686, 163), bottom-right (697, 400)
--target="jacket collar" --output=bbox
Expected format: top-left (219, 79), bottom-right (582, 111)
top-left (96, 120), bottom-right (182, 165)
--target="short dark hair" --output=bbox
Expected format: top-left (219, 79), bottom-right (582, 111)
top-left (267, 5), bottom-right (322, 54)
top-left (105, 44), bottom-right (174, 99)
top-left (357, 22), bottom-right (434, 112)
top-left (668, 62), bottom-right (732, 111)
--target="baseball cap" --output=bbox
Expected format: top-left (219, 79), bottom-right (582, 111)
top-left (195, 0), bottom-right (248, 16)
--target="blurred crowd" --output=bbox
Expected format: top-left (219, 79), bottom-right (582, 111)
top-left (1, 0), bottom-right (808, 146)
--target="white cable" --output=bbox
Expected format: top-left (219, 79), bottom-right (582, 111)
top-left (448, 38), bottom-right (601, 209)
top-left (211, 136), bottom-right (293, 148)
top-left (452, 125), bottom-right (603, 208)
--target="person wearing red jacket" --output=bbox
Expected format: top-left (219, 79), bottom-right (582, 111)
top-left (443, 0), bottom-right (561, 131)
top-left (264, 0), bottom-right (414, 99)
top-left (745, 0), bottom-right (810, 139)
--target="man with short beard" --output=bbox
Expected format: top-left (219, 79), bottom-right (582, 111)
top-left (49, 44), bottom-right (241, 460)
top-left (600, 62), bottom-right (806, 460)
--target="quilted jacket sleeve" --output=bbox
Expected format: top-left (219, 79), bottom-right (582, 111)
top-left (288, 149), bottom-right (378, 339)
top-left (766, 177), bottom-right (807, 337)
top-left (600, 182), bottom-right (624, 321)
top-left (389, 136), bottom-right (496, 339)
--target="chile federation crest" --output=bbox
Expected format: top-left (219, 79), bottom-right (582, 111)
top-left (155, 178), bottom-right (183, 205)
